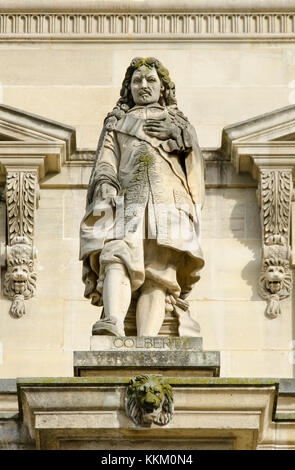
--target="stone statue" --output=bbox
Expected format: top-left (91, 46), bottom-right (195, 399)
top-left (80, 57), bottom-right (205, 337)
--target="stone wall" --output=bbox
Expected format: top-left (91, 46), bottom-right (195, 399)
top-left (0, 0), bottom-right (295, 379)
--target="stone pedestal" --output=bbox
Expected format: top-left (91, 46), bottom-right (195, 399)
top-left (17, 377), bottom-right (284, 450)
top-left (74, 336), bottom-right (220, 377)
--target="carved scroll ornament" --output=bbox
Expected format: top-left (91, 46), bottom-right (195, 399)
top-left (258, 168), bottom-right (293, 318)
top-left (3, 169), bottom-right (39, 318)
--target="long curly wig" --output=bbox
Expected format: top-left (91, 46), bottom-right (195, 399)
top-left (105, 57), bottom-right (177, 128)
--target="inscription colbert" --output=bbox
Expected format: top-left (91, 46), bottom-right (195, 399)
top-left (90, 335), bottom-right (202, 352)
top-left (112, 336), bottom-right (201, 350)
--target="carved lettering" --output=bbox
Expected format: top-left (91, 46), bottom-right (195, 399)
top-left (112, 336), bottom-right (194, 350)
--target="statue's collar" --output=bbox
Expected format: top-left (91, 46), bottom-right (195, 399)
top-left (128, 103), bottom-right (165, 113)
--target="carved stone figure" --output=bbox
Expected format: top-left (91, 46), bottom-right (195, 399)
top-left (125, 374), bottom-right (174, 427)
top-left (4, 236), bottom-right (37, 318)
top-left (80, 57), bottom-right (204, 337)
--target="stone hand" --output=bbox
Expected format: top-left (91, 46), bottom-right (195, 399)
top-left (100, 183), bottom-right (117, 200)
top-left (143, 118), bottom-right (181, 141)
top-left (93, 183), bottom-right (118, 206)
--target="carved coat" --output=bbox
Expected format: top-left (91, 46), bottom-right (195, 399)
top-left (80, 103), bottom-right (205, 306)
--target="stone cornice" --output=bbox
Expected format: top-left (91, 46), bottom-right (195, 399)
top-left (16, 376), bottom-right (295, 450)
top-left (0, 104), bottom-right (76, 179)
top-left (0, 11), bottom-right (295, 41)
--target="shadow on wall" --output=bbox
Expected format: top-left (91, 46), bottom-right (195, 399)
top-left (224, 180), bottom-right (261, 302)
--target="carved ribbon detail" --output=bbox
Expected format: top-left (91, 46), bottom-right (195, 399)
top-left (258, 168), bottom-right (293, 318)
top-left (3, 170), bottom-right (38, 318)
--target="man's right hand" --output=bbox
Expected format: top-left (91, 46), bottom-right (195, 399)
top-left (93, 182), bottom-right (117, 202)
top-left (100, 183), bottom-right (117, 200)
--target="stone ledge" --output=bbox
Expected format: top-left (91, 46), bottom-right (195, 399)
top-left (74, 350), bottom-right (220, 378)
top-left (16, 377), bottom-right (282, 449)
top-left (0, 379), bottom-right (17, 393)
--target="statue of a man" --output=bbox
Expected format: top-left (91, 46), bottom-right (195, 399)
top-left (80, 57), bottom-right (205, 337)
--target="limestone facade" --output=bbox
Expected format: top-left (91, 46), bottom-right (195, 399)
top-left (1, 0), bottom-right (295, 450)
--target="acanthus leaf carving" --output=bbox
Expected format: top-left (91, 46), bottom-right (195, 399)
top-left (3, 169), bottom-right (39, 318)
top-left (259, 168), bottom-right (293, 318)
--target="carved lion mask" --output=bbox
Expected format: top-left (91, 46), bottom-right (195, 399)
top-left (125, 374), bottom-right (174, 427)
top-left (259, 256), bottom-right (292, 298)
top-left (4, 238), bottom-right (36, 300)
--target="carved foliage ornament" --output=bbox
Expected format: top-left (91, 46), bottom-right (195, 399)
top-left (258, 169), bottom-right (293, 318)
top-left (6, 171), bottom-right (36, 244)
top-left (125, 374), bottom-right (174, 427)
top-left (3, 170), bottom-right (38, 318)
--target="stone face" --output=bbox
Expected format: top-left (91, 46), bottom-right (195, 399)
top-left (125, 374), bottom-right (174, 427)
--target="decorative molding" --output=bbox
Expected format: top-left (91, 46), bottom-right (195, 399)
top-left (3, 169), bottom-right (38, 318)
top-left (2, 1), bottom-right (295, 14)
top-left (6, 170), bottom-right (38, 244)
top-left (0, 13), bottom-right (295, 41)
top-left (17, 377), bottom-right (287, 450)
top-left (222, 104), bottom-right (295, 318)
top-left (0, 104), bottom-right (77, 318)
top-left (258, 168), bottom-right (293, 318)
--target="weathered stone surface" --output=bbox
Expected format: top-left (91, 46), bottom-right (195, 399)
top-left (222, 106), bottom-right (295, 319)
top-left (74, 350), bottom-right (220, 377)
top-left (15, 376), bottom-right (295, 450)
top-left (80, 57), bottom-right (205, 338)
top-left (0, 379), bottom-right (16, 393)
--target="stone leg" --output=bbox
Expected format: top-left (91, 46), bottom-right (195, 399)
top-left (136, 279), bottom-right (166, 336)
top-left (102, 263), bottom-right (131, 335)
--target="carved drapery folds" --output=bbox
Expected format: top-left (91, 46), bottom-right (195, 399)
top-left (258, 168), bottom-right (293, 318)
top-left (3, 169), bottom-right (38, 318)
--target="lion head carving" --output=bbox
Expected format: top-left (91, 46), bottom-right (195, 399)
top-left (3, 237), bottom-right (36, 318)
top-left (258, 255), bottom-right (292, 318)
top-left (259, 256), bottom-right (292, 299)
top-left (126, 374), bottom-right (174, 427)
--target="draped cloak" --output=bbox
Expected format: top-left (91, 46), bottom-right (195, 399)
top-left (79, 103), bottom-right (205, 307)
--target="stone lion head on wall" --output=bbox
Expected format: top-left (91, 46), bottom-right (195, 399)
top-left (125, 374), bottom-right (174, 427)
top-left (258, 255), bottom-right (292, 318)
top-left (3, 237), bottom-right (37, 318)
